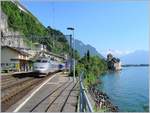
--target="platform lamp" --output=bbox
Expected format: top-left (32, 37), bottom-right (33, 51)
top-left (67, 27), bottom-right (76, 82)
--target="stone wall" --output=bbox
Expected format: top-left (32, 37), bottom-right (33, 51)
top-left (1, 11), bottom-right (27, 48)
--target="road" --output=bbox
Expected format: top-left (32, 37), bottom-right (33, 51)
top-left (6, 72), bottom-right (79, 112)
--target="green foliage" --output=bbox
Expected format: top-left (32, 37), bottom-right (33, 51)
top-left (74, 50), bottom-right (80, 60)
top-left (1, 1), bottom-right (75, 55)
top-left (83, 72), bottom-right (97, 88)
top-left (75, 50), bottom-right (107, 87)
top-left (87, 49), bottom-right (90, 62)
top-left (1, 1), bottom-right (47, 36)
top-left (93, 105), bottom-right (108, 112)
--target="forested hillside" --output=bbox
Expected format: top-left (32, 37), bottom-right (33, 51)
top-left (1, 1), bottom-right (69, 54)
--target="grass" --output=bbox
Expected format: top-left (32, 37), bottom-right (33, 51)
top-left (93, 105), bottom-right (108, 112)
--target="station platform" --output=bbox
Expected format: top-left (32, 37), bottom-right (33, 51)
top-left (7, 72), bottom-right (79, 112)
top-left (1, 71), bottom-right (33, 76)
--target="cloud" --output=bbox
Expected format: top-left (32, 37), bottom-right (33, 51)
top-left (102, 49), bottom-right (134, 58)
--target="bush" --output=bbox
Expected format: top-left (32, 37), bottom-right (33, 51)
top-left (75, 53), bottom-right (107, 87)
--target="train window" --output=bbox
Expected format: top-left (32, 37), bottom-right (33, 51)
top-left (36, 60), bottom-right (41, 62)
top-left (42, 60), bottom-right (48, 63)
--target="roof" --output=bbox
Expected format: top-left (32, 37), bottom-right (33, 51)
top-left (46, 51), bottom-right (65, 59)
top-left (38, 50), bottom-right (65, 59)
top-left (107, 53), bottom-right (113, 57)
top-left (1, 46), bottom-right (30, 56)
top-left (11, 58), bottom-right (32, 61)
top-left (30, 50), bottom-right (66, 61)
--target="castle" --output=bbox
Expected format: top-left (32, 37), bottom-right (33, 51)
top-left (107, 53), bottom-right (122, 71)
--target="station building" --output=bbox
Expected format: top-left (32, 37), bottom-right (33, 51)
top-left (1, 46), bottom-right (32, 72)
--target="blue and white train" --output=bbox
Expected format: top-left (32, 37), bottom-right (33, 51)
top-left (33, 57), bottom-right (65, 77)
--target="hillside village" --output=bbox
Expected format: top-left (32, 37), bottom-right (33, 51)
top-left (1, 1), bottom-right (68, 73)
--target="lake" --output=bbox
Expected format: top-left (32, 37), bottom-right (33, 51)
top-left (96, 66), bottom-right (149, 112)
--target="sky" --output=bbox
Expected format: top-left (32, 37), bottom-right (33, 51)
top-left (20, 0), bottom-right (149, 57)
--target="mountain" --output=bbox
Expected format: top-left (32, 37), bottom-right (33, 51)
top-left (66, 37), bottom-right (104, 58)
top-left (120, 50), bottom-right (149, 64)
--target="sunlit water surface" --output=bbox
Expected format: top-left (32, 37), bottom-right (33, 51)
top-left (96, 67), bottom-right (149, 112)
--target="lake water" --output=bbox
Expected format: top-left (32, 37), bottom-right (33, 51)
top-left (96, 66), bottom-right (149, 112)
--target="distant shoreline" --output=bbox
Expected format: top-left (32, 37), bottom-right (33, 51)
top-left (122, 64), bottom-right (149, 67)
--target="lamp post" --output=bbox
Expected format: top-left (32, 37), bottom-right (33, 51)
top-left (67, 27), bottom-right (76, 82)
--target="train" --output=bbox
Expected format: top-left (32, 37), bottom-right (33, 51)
top-left (33, 57), bottom-right (66, 77)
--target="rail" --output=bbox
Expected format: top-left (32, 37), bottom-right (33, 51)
top-left (79, 72), bottom-right (94, 112)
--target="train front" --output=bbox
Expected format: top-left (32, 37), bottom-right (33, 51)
top-left (33, 58), bottom-right (50, 76)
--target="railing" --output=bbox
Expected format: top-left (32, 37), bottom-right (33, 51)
top-left (79, 72), bottom-right (94, 112)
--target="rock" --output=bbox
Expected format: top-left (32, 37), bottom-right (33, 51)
top-left (88, 86), bottom-right (119, 112)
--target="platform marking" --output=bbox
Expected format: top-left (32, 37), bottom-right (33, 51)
top-left (13, 73), bottom-right (59, 112)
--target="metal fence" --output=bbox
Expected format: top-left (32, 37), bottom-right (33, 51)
top-left (79, 72), bottom-right (94, 112)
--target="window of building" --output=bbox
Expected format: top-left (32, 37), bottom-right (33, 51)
top-left (1, 63), bottom-right (5, 67)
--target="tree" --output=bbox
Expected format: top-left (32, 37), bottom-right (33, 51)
top-left (87, 50), bottom-right (90, 62)
top-left (74, 50), bottom-right (80, 60)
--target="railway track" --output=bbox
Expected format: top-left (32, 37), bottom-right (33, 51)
top-left (1, 74), bottom-right (14, 80)
top-left (1, 78), bottom-right (36, 98)
top-left (1, 72), bottom-right (36, 88)
top-left (1, 77), bottom-right (34, 91)
top-left (1, 72), bottom-right (33, 80)
top-left (1, 72), bottom-right (59, 112)
top-left (1, 75), bottom-right (18, 85)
